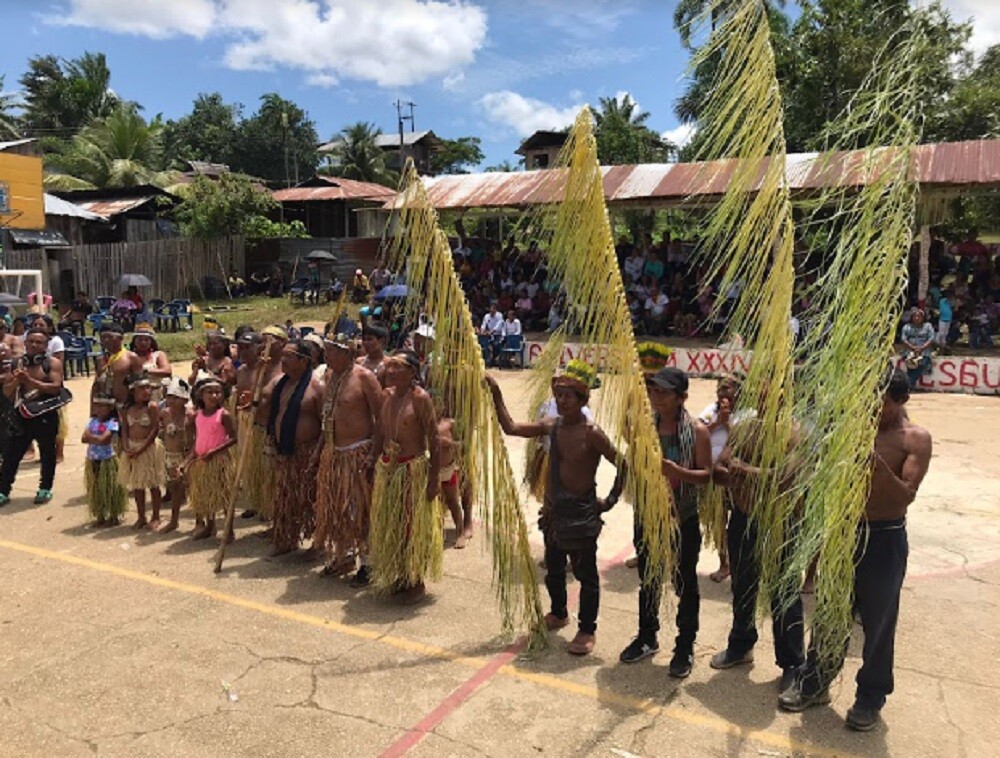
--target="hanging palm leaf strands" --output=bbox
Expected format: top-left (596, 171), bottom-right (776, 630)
top-left (782, 25), bottom-right (926, 678)
top-left (686, 0), bottom-right (798, 609)
top-left (515, 109), bottom-right (677, 591)
top-left (522, 329), bottom-right (567, 502)
top-left (385, 161), bottom-right (547, 652)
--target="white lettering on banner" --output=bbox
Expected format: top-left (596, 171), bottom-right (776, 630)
top-left (523, 342), bottom-right (1000, 396)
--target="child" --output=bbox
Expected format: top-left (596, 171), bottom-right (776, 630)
top-left (81, 397), bottom-right (128, 526)
top-left (118, 374), bottom-right (166, 529)
top-left (189, 332), bottom-right (237, 391)
top-left (185, 376), bottom-right (237, 541)
top-left (159, 377), bottom-right (193, 534)
top-left (436, 412), bottom-right (474, 549)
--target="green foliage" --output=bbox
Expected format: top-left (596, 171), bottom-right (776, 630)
top-left (162, 92), bottom-right (242, 169)
top-left (0, 74), bottom-right (21, 139)
top-left (926, 44), bottom-right (1000, 142)
top-left (243, 215), bottom-right (310, 244)
top-left (485, 159), bottom-right (522, 172)
top-left (593, 93), bottom-right (673, 165)
top-left (174, 173), bottom-right (278, 239)
top-left (44, 104), bottom-right (165, 189)
top-left (430, 136), bottom-right (485, 174)
top-left (231, 93), bottom-right (318, 184)
top-left (19, 52), bottom-right (120, 133)
top-left (322, 121), bottom-right (396, 186)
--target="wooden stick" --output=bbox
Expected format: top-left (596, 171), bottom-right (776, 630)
top-left (213, 336), bottom-right (273, 573)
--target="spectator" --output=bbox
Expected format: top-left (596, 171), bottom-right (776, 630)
top-left (515, 292), bottom-right (534, 318)
top-left (969, 297), bottom-right (996, 349)
top-left (624, 248), bottom-right (645, 283)
top-left (228, 270), bottom-right (246, 297)
top-left (643, 251), bottom-right (665, 283)
top-left (503, 310), bottom-right (522, 337)
top-left (58, 291), bottom-right (93, 334)
top-left (370, 265), bottom-right (390, 291)
top-left (285, 320), bottom-right (301, 340)
top-left (644, 285), bottom-right (670, 335)
top-left (351, 269), bottom-right (370, 303)
top-left (937, 289), bottom-right (953, 346)
top-left (480, 304), bottom-right (504, 366)
top-left (900, 309), bottom-right (935, 389)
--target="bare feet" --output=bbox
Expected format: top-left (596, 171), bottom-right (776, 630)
top-left (322, 557), bottom-right (355, 577)
top-left (147, 518), bottom-right (161, 532)
top-left (158, 520), bottom-right (179, 534)
top-left (710, 564), bottom-right (731, 583)
top-left (453, 534), bottom-right (468, 550)
top-left (133, 517), bottom-right (148, 530)
top-left (567, 631), bottom-right (596, 655)
top-left (107, 517), bottom-right (120, 527)
top-left (396, 582), bottom-right (426, 605)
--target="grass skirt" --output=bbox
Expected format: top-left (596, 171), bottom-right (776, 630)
top-left (118, 439), bottom-right (166, 491)
top-left (699, 482), bottom-right (728, 555)
top-left (56, 405), bottom-right (69, 443)
top-left (85, 458), bottom-right (128, 522)
top-left (164, 451), bottom-right (186, 482)
top-left (238, 413), bottom-right (273, 515)
top-left (187, 448), bottom-right (235, 519)
top-left (273, 442), bottom-right (318, 550)
top-left (370, 454), bottom-right (443, 594)
top-left (523, 439), bottom-right (548, 503)
top-left (314, 437), bottom-right (373, 556)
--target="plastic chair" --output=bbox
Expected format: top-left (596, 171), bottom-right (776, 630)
top-left (87, 314), bottom-right (105, 334)
top-left (84, 336), bottom-right (103, 374)
top-left (170, 300), bottom-right (193, 330)
top-left (59, 332), bottom-right (89, 377)
top-left (477, 334), bottom-right (492, 364)
top-left (96, 296), bottom-right (115, 314)
top-left (154, 303), bottom-right (179, 332)
top-left (498, 334), bottom-right (524, 369)
top-left (299, 325), bottom-right (315, 338)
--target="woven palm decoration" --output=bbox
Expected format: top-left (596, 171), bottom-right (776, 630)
top-left (784, 24), bottom-right (925, 676)
top-left (518, 110), bottom-right (677, 590)
top-left (386, 161), bottom-right (547, 651)
top-left (687, 0), bottom-right (799, 606)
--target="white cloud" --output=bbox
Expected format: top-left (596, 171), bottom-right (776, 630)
top-left (442, 71), bottom-right (465, 91)
top-left (613, 90), bottom-right (639, 111)
top-left (53, 0), bottom-right (488, 87)
top-left (60, 0), bottom-right (217, 38)
top-left (306, 72), bottom-right (339, 88)
top-left (661, 123), bottom-right (696, 149)
top-left (479, 91), bottom-right (582, 138)
top-left (938, 0), bottom-right (1000, 54)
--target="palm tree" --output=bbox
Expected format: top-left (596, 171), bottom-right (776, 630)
top-left (19, 52), bottom-right (120, 133)
top-left (45, 104), bottom-right (166, 189)
top-left (323, 121), bottom-right (397, 186)
top-left (593, 94), bottom-right (673, 164)
top-left (0, 74), bottom-right (21, 139)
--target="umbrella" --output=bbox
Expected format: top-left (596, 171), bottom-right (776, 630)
top-left (305, 250), bottom-right (338, 262)
top-left (118, 274), bottom-right (153, 288)
top-left (374, 284), bottom-right (409, 300)
top-left (0, 292), bottom-right (27, 307)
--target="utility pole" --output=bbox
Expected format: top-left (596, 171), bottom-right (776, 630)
top-left (395, 99), bottom-right (416, 171)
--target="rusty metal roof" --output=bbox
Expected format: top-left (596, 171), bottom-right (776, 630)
top-left (273, 176), bottom-right (396, 203)
top-left (74, 196), bottom-right (158, 217)
top-left (384, 139), bottom-right (1000, 211)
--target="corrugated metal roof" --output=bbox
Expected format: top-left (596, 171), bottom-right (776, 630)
top-left (385, 139), bottom-right (1000, 210)
top-left (0, 138), bottom-right (36, 152)
top-left (318, 131), bottom-right (443, 154)
top-left (273, 176), bottom-right (396, 202)
top-left (44, 193), bottom-right (107, 221)
top-left (75, 196), bottom-right (157, 217)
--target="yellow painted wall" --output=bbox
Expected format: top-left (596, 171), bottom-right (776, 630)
top-left (0, 153), bottom-right (45, 230)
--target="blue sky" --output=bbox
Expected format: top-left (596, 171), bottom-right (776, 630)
top-left (1, 0), bottom-right (996, 169)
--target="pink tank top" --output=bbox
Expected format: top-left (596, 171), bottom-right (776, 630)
top-left (195, 408), bottom-right (229, 456)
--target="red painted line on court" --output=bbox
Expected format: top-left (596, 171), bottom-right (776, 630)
top-left (379, 541), bottom-right (636, 757)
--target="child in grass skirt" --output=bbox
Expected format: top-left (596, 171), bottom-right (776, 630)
top-left (160, 377), bottom-right (193, 534)
top-left (119, 374), bottom-right (166, 529)
top-left (185, 375), bottom-right (237, 541)
top-left (82, 397), bottom-right (127, 526)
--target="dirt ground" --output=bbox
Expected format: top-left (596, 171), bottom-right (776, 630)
top-left (0, 371), bottom-right (997, 757)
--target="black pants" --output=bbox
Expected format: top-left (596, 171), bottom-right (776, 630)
top-left (0, 411), bottom-right (59, 496)
top-left (726, 508), bottom-right (805, 670)
top-left (545, 532), bottom-right (600, 634)
top-left (636, 514), bottom-right (701, 653)
top-left (800, 521), bottom-right (908, 709)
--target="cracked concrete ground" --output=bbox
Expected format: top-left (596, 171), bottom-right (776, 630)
top-left (0, 373), bottom-right (997, 757)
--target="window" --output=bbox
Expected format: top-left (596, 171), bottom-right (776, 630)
top-left (0, 181), bottom-right (9, 213)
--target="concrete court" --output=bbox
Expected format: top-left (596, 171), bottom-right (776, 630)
top-left (0, 371), bottom-right (998, 757)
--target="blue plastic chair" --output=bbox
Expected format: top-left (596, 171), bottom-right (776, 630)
top-left (86, 314), bottom-right (105, 335)
top-left (84, 336), bottom-right (103, 374)
top-left (498, 334), bottom-right (525, 369)
top-left (477, 334), bottom-right (492, 364)
top-left (58, 331), bottom-right (89, 377)
top-left (171, 300), bottom-right (193, 329)
top-left (96, 296), bottom-right (115, 314)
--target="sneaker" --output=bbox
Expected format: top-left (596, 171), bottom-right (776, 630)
top-left (668, 650), bottom-right (694, 679)
top-left (350, 565), bottom-right (372, 588)
top-left (777, 682), bottom-right (831, 712)
top-left (567, 631), bottom-right (596, 655)
top-left (619, 637), bottom-right (659, 664)
top-left (846, 704), bottom-right (880, 731)
top-left (710, 649), bottom-right (754, 670)
top-left (544, 613), bottom-right (570, 631)
top-left (779, 666), bottom-right (801, 693)
top-left (0, 494), bottom-right (9, 507)
top-left (33, 489), bottom-right (53, 504)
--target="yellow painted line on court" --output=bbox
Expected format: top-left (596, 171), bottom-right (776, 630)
top-left (0, 538), bottom-right (854, 758)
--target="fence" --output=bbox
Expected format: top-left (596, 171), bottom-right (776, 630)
top-left (71, 237), bottom-right (245, 301)
top-left (3, 248), bottom-right (49, 298)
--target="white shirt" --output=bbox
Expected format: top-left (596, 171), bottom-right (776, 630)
top-left (624, 255), bottom-right (645, 282)
top-left (481, 311), bottom-right (504, 335)
top-left (525, 283), bottom-right (540, 299)
top-left (503, 318), bottom-right (522, 336)
top-left (645, 293), bottom-right (669, 317)
top-left (47, 335), bottom-right (65, 357)
top-left (699, 402), bottom-right (756, 462)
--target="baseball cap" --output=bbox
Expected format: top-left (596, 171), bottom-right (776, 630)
top-left (646, 366), bottom-right (689, 393)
